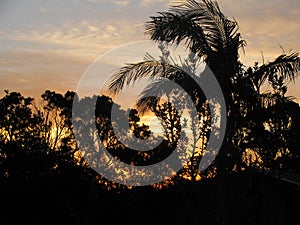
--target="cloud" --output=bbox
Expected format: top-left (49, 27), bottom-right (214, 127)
top-left (140, 0), bottom-right (172, 7)
top-left (84, 0), bottom-right (131, 7)
top-left (142, 0), bottom-right (168, 3)
top-left (0, 18), bottom-right (148, 100)
top-left (0, 20), bottom-right (146, 61)
top-left (213, 0), bottom-right (299, 64)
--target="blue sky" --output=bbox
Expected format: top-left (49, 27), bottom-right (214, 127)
top-left (0, 0), bottom-right (299, 103)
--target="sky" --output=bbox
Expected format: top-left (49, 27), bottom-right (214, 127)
top-left (0, 0), bottom-right (300, 105)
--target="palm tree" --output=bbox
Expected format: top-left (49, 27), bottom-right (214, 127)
top-left (109, 0), bottom-right (245, 96)
top-left (108, 0), bottom-right (300, 176)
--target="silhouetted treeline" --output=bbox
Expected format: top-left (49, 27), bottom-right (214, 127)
top-left (1, 88), bottom-right (299, 187)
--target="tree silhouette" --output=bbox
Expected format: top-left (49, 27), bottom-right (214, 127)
top-left (0, 91), bottom-right (51, 184)
top-left (94, 95), bottom-right (156, 166)
top-left (108, 0), bottom-right (300, 177)
top-left (0, 90), bottom-right (104, 225)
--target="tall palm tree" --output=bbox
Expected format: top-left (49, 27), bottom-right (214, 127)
top-left (108, 0), bottom-right (300, 175)
top-left (109, 0), bottom-right (245, 96)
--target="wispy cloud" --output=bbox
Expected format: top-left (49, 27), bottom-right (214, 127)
top-left (76, 0), bottom-right (132, 7)
top-left (141, 0), bottom-right (170, 4)
top-left (0, 18), bottom-right (146, 99)
top-left (205, 0), bottom-right (297, 64)
top-left (0, 20), bottom-right (146, 60)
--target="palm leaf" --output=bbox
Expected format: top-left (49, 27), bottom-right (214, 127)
top-left (252, 52), bottom-right (300, 88)
top-left (145, 0), bottom-right (245, 63)
top-left (108, 60), bottom-right (207, 109)
top-left (109, 61), bottom-right (172, 95)
top-left (136, 78), bottom-right (186, 113)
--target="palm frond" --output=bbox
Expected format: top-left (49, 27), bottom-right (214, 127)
top-left (136, 96), bottom-right (160, 114)
top-left (108, 60), bottom-right (165, 95)
top-left (260, 92), bottom-right (296, 109)
top-left (252, 52), bottom-right (300, 88)
top-left (108, 58), bottom-right (194, 95)
top-left (145, 0), bottom-right (245, 62)
top-left (145, 11), bottom-right (211, 57)
top-left (108, 60), bottom-right (207, 109)
top-left (136, 78), bottom-right (185, 113)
